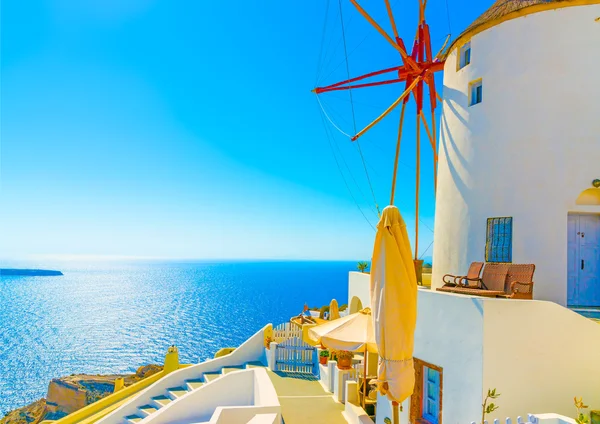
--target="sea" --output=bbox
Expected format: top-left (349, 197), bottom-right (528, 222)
top-left (0, 259), bottom-right (353, 415)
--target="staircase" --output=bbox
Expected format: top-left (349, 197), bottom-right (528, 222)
top-left (119, 363), bottom-right (265, 424)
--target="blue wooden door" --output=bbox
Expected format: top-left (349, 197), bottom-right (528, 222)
top-left (423, 366), bottom-right (440, 424)
top-left (579, 215), bottom-right (600, 306)
top-left (568, 214), bottom-right (600, 307)
top-left (567, 214), bottom-right (580, 305)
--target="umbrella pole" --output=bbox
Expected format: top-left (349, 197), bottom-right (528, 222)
top-left (393, 401), bottom-right (399, 424)
top-left (362, 345), bottom-right (367, 410)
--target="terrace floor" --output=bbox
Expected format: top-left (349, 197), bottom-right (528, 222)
top-left (265, 370), bottom-right (347, 424)
top-left (571, 307), bottom-right (600, 323)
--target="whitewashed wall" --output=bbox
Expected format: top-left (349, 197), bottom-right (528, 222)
top-left (145, 368), bottom-right (281, 424)
top-left (433, 4), bottom-right (600, 305)
top-left (391, 290), bottom-right (485, 424)
top-left (348, 272), bottom-right (371, 309)
top-left (483, 299), bottom-right (600, 417)
top-left (97, 324), bottom-right (270, 424)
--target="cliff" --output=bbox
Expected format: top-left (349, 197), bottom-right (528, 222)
top-left (1, 364), bottom-right (162, 424)
top-left (0, 400), bottom-right (46, 424)
top-left (0, 269), bottom-right (63, 276)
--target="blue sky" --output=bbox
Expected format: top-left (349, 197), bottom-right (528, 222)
top-left (1, 0), bottom-right (488, 260)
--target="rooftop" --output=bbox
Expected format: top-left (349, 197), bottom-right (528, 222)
top-left (444, 0), bottom-right (592, 57)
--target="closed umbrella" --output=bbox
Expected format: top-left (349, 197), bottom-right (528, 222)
top-left (308, 308), bottom-right (377, 407)
top-left (370, 205), bottom-right (418, 423)
top-left (329, 299), bottom-right (340, 320)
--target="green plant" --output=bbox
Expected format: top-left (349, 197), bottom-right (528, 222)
top-left (339, 304), bottom-right (348, 311)
top-left (320, 350), bottom-right (330, 358)
top-left (575, 397), bottom-right (590, 424)
top-left (336, 350), bottom-right (354, 361)
top-left (319, 305), bottom-right (330, 319)
top-left (482, 388), bottom-right (500, 424)
top-left (264, 336), bottom-right (273, 349)
top-left (357, 261), bottom-right (369, 273)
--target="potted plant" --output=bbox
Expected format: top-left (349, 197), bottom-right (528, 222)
top-left (319, 349), bottom-right (330, 365)
top-left (336, 350), bottom-right (354, 370)
top-left (264, 336), bottom-right (273, 350)
top-left (574, 397), bottom-right (590, 424)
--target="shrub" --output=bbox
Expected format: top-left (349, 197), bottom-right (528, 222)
top-left (320, 350), bottom-right (330, 357)
top-left (319, 305), bottom-right (330, 319)
top-left (336, 350), bottom-right (354, 361)
top-left (357, 261), bottom-right (369, 273)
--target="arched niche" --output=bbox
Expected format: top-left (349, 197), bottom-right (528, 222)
top-left (576, 188), bottom-right (600, 206)
top-left (349, 296), bottom-right (363, 314)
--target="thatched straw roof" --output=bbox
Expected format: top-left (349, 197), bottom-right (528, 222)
top-left (444, 0), bottom-right (588, 57)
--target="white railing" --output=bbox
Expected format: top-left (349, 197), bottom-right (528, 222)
top-left (96, 324), bottom-right (271, 424)
top-left (273, 322), bottom-right (302, 343)
top-left (145, 368), bottom-right (281, 424)
top-left (473, 415), bottom-right (539, 424)
top-left (473, 413), bottom-right (576, 424)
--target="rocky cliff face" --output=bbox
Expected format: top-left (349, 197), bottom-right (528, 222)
top-left (0, 399), bottom-right (46, 424)
top-left (1, 364), bottom-right (163, 424)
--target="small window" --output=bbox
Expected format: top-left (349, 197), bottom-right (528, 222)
top-left (410, 359), bottom-right (443, 424)
top-left (423, 367), bottom-right (441, 424)
top-left (458, 42), bottom-right (471, 69)
top-left (469, 79), bottom-right (483, 106)
top-left (486, 217), bottom-right (513, 263)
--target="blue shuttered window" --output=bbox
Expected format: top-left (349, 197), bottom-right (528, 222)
top-left (486, 217), bottom-right (513, 263)
top-left (422, 366), bottom-right (440, 424)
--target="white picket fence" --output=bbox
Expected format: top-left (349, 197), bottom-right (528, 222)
top-left (473, 414), bottom-right (540, 424)
top-left (273, 322), bottom-right (303, 343)
top-left (274, 337), bottom-right (318, 374)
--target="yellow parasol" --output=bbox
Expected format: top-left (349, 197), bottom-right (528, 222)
top-left (370, 205), bottom-right (418, 423)
top-left (329, 299), bottom-right (340, 320)
top-left (308, 308), bottom-right (377, 408)
top-left (308, 308), bottom-right (377, 353)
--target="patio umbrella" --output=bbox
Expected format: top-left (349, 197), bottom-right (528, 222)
top-left (308, 308), bottom-right (377, 408)
top-left (370, 205), bottom-right (418, 423)
top-left (308, 308), bottom-right (377, 353)
top-left (329, 299), bottom-right (340, 320)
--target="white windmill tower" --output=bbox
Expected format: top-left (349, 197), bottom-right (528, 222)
top-left (432, 0), bottom-right (600, 306)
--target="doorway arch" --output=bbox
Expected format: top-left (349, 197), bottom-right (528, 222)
top-left (576, 188), bottom-right (600, 206)
top-left (349, 296), bottom-right (363, 314)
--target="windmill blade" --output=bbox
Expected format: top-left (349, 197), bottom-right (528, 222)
top-left (434, 34), bottom-right (451, 61)
top-left (349, 0), bottom-right (419, 71)
top-left (384, 0), bottom-right (399, 39)
top-left (313, 65), bottom-right (409, 94)
top-left (352, 76), bottom-right (422, 141)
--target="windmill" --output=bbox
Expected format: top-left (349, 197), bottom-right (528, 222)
top-left (313, 0), bottom-right (449, 264)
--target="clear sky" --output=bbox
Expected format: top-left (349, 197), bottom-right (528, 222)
top-left (1, 0), bottom-right (489, 261)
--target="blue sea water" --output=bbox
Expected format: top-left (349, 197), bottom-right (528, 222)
top-left (0, 260), bottom-right (353, 414)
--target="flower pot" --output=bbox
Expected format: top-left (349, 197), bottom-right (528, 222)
top-left (337, 357), bottom-right (352, 370)
top-left (319, 356), bottom-right (329, 365)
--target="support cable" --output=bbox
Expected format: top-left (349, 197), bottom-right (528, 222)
top-left (318, 104), bottom-right (376, 231)
top-left (338, 0), bottom-right (381, 217)
top-left (315, 0), bottom-right (331, 86)
top-left (444, 0), bottom-right (452, 35)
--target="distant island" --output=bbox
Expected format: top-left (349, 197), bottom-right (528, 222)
top-left (0, 269), bottom-right (63, 276)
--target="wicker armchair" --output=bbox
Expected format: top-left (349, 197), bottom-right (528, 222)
top-left (437, 263), bottom-right (535, 300)
top-left (441, 262), bottom-right (484, 287)
top-left (499, 264), bottom-right (535, 300)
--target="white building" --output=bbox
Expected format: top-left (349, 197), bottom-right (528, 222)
top-left (432, 0), bottom-right (600, 307)
top-left (347, 272), bottom-right (600, 424)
